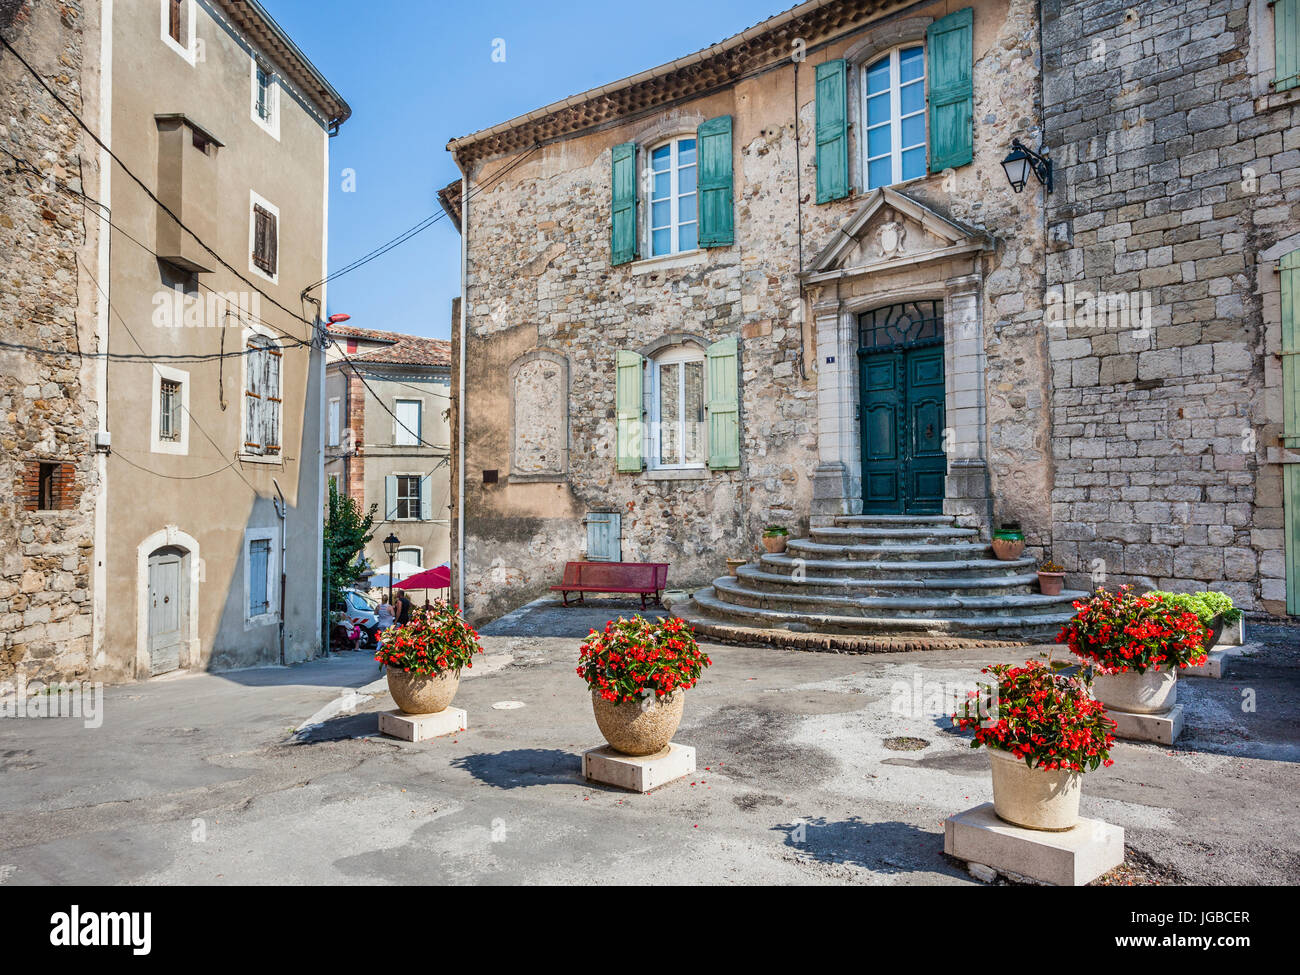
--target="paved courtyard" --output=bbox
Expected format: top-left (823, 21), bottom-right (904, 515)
top-left (1, 600), bottom-right (1297, 885)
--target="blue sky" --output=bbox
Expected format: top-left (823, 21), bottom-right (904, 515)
top-left (264, 0), bottom-right (784, 340)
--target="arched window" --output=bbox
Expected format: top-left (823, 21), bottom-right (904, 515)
top-left (862, 45), bottom-right (927, 190)
top-left (648, 345), bottom-right (707, 469)
top-left (648, 137), bottom-right (698, 256)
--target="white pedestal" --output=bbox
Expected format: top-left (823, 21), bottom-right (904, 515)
top-left (581, 742), bottom-right (695, 793)
top-left (1107, 703), bottom-right (1183, 744)
top-left (378, 707), bottom-right (467, 742)
top-left (945, 803), bottom-right (1124, 886)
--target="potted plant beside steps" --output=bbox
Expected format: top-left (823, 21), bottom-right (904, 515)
top-left (991, 522), bottom-right (1026, 561)
top-left (1037, 559), bottom-right (1066, 596)
top-left (761, 525), bottom-right (789, 554)
top-left (577, 616), bottom-right (712, 792)
top-left (1058, 586), bottom-right (1208, 745)
top-left (375, 601), bottom-right (483, 741)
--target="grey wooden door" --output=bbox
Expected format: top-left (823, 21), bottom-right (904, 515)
top-left (147, 547), bottom-right (186, 675)
top-left (585, 512), bottom-right (622, 562)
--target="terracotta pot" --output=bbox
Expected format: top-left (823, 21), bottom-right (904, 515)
top-left (726, 557), bottom-right (746, 577)
top-left (991, 537), bottom-right (1026, 561)
top-left (762, 534), bottom-right (788, 554)
top-left (592, 688), bottom-right (684, 756)
top-left (1092, 666), bottom-right (1177, 714)
top-left (988, 747), bottom-right (1082, 831)
top-left (1037, 571), bottom-right (1065, 596)
top-left (387, 666), bottom-right (460, 714)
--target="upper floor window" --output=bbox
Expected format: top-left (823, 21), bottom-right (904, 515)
top-left (648, 137), bottom-right (698, 256)
top-left (328, 397), bottom-right (341, 447)
top-left (151, 365), bottom-right (189, 455)
top-left (160, 0), bottom-right (196, 64)
top-left (252, 59), bottom-right (280, 138)
top-left (244, 335), bottom-right (282, 457)
top-left (387, 474), bottom-right (427, 521)
top-left (249, 191), bottom-right (279, 282)
top-left (394, 399), bottom-right (421, 446)
top-left (863, 45), bottom-right (927, 190)
top-left (648, 346), bottom-right (706, 469)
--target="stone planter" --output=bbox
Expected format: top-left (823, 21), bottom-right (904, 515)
top-left (1092, 666), bottom-right (1177, 715)
top-left (387, 666), bottom-right (460, 715)
top-left (592, 688), bottom-right (684, 756)
top-left (1204, 614), bottom-right (1225, 650)
top-left (762, 534), bottom-right (788, 554)
top-left (726, 557), bottom-right (746, 577)
top-left (988, 747), bottom-right (1082, 831)
top-left (1037, 571), bottom-right (1065, 596)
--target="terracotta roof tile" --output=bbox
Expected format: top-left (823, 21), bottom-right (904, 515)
top-left (329, 326), bottom-right (451, 368)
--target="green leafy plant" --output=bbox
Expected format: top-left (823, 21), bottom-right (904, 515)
top-left (953, 659), bottom-right (1116, 772)
top-left (323, 479), bottom-right (376, 613)
top-left (375, 601), bottom-right (482, 675)
top-left (1145, 590), bottom-right (1242, 625)
top-left (762, 525), bottom-right (790, 537)
top-left (577, 616), bottom-right (712, 705)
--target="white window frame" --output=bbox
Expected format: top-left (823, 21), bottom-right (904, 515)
top-left (396, 546), bottom-right (423, 568)
top-left (394, 398), bottom-right (422, 446)
top-left (250, 57), bottom-right (281, 140)
top-left (861, 45), bottom-right (928, 191)
top-left (328, 396), bottom-right (341, 447)
top-left (240, 324), bottom-right (283, 463)
top-left (647, 346), bottom-right (708, 471)
top-left (243, 526), bottom-right (279, 627)
top-left (646, 136), bottom-right (699, 258)
top-left (248, 190), bottom-right (279, 284)
top-left (393, 472), bottom-right (424, 521)
top-left (160, 0), bottom-right (197, 65)
top-left (150, 364), bottom-right (189, 455)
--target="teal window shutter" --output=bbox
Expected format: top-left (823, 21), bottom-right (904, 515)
top-left (697, 115), bottom-right (734, 247)
top-left (1277, 0), bottom-right (1300, 91)
top-left (615, 350), bottom-right (643, 472)
top-left (611, 142), bottom-right (638, 266)
top-left (384, 474), bottom-right (398, 520)
top-left (706, 337), bottom-right (740, 469)
top-left (927, 7), bottom-right (974, 172)
top-left (814, 59), bottom-right (849, 203)
top-left (420, 474), bottom-right (433, 521)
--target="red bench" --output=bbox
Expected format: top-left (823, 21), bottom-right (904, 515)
top-left (550, 561), bottom-right (669, 609)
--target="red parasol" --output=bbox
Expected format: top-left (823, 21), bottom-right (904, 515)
top-left (395, 564), bottom-right (451, 591)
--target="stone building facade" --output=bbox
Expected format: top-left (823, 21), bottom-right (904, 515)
top-left (1042, 0), bottom-right (1300, 615)
top-left (0, 0), bottom-right (102, 682)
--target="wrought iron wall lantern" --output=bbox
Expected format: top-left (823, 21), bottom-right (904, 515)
top-left (1000, 139), bottom-right (1053, 194)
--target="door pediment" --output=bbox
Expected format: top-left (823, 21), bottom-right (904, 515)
top-left (805, 187), bottom-right (990, 281)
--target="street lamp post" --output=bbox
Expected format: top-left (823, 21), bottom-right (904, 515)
top-left (383, 532), bottom-right (400, 605)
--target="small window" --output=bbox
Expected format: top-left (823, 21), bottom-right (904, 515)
top-left (863, 45), bottom-right (927, 190)
top-left (159, 379), bottom-right (182, 442)
top-left (394, 399), bottom-right (421, 446)
top-left (38, 462), bottom-right (57, 510)
top-left (396, 547), bottom-right (423, 568)
top-left (244, 334), bottom-right (282, 456)
top-left (395, 475), bottom-right (422, 520)
top-left (256, 63), bottom-right (274, 122)
top-left (648, 137), bottom-right (698, 256)
top-left (252, 204), bottom-right (278, 276)
top-left (247, 537), bottom-right (272, 619)
top-left (161, 0), bottom-right (194, 63)
top-left (328, 397), bottom-right (341, 447)
top-left (167, 0), bottom-right (183, 42)
top-left (649, 348), bottom-right (707, 468)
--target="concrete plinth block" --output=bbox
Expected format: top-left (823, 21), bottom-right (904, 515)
top-left (1107, 703), bottom-right (1183, 744)
top-left (944, 803), bottom-right (1124, 886)
top-left (379, 707), bottom-right (467, 742)
top-left (581, 742), bottom-right (695, 793)
top-left (1184, 645), bottom-right (1253, 679)
top-left (1222, 617), bottom-right (1245, 646)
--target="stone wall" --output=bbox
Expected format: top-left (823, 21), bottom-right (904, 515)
top-left (0, 0), bottom-right (101, 680)
top-left (1043, 0), bottom-right (1298, 614)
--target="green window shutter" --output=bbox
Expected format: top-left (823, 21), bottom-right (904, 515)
top-left (615, 350), bottom-right (643, 472)
top-left (420, 474), bottom-right (433, 521)
top-left (927, 7), bottom-right (974, 172)
top-left (814, 59), bottom-right (849, 203)
top-left (610, 142), bottom-right (638, 266)
top-left (1285, 249), bottom-right (1299, 446)
top-left (706, 337), bottom-right (740, 470)
top-left (1287, 465), bottom-right (1300, 615)
top-left (1277, 0), bottom-right (1300, 91)
top-left (697, 115), bottom-right (734, 247)
top-left (384, 475), bottom-right (398, 520)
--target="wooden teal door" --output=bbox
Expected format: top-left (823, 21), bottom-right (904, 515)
top-left (858, 301), bottom-right (946, 515)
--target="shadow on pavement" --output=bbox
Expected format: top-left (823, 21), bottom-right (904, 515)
top-left (451, 747), bottom-right (588, 789)
top-left (479, 598), bottom-right (673, 639)
top-left (771, 817), bottom-right (959, 876)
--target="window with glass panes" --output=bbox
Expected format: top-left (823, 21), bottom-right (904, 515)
top-left (159, 379), bottom-right (181, 442)
top-left (863, 46), bottom-right (926, 190)
top-left (649, 138), bottom-right (698, 256)
top-left (256, 63), bottom-right (274, 122)
top-left (395, 475), bottom-right (422, 520)
top-left (651, 349), bottom-right (706, 468)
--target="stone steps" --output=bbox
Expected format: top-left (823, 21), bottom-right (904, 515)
top-left (711, 574), bottom-right (1083, 620)
top-left (758, 552), bottom-right (1038, 579)
top-left (832, 514), bottom-right (957, 526)
top-left (735, 563), bottom-right (1041, 597)
top-left (809, 525), bottom-right (981, 545)
top-left (786, 538), bottom-right (995, 562)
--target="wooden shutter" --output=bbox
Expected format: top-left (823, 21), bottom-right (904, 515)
top-left (169, 0), bottom-right (183, 43)
top-left (610, 142), bottom-right (638, 266)
top-left (244, 340), bottom-right (263, 453)
top-left (384, 475), bottom-right (398, 520)
top-left (253, 205), bottom-right (277, 274)
top-left (1285, 250), bottom-right (1299, 446)
top-left (615, 350), bottom-right (643, 472)
top-left (1277, 0), bottom-right (1300, 91)
top-left (420, 474), bottom-right (433, 521)
top-left (815, 59), bottom-right (849, 203)
top-left (927, 7), bottom-right (975, 172)
top-left (264, 344), bottom-right (281, 453)
top-left (697, 115), bottom-right (734, 247)
top-left (706, 337), bottom-right (740, 470)
top-left (586, 512), bottom-right (622, 562)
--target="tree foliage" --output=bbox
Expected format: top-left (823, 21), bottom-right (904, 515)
top-left (323, 479), bottom-right (376, 612)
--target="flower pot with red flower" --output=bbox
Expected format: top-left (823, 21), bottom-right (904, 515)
top-left (1058, 586), bottom-right (1209, 716)
top-left (953, 660), bottom-right (1116, 831)
top-left (1037, 559), bottom-right (1065, 596)
top-left (577, 615), bottom-right (712, 756)
top-left (375, 601), bottom-right (483, 714)
top-left (991, 522), bottom-right (1026, 561)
